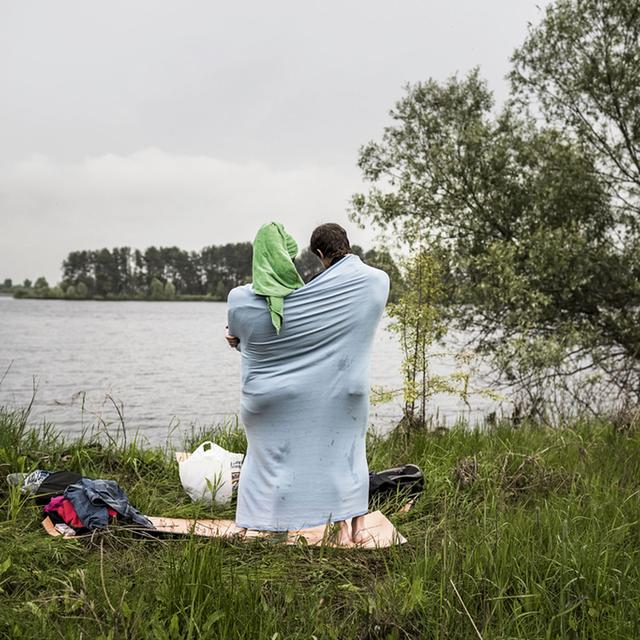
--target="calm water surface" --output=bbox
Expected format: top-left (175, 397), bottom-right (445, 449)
top-left (0, 297), bottom-right (502, 444)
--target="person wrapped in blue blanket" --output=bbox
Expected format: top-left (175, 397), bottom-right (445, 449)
top-left (227, 223), bottom-right (389, 544)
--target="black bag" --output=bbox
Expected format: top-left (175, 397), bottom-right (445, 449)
top-left (33, 471), bottom-right (83, 505)
top-left (368, 464), bottom-right (424, 502)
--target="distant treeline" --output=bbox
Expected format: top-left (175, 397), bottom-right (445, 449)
top-left (3, 244), bottom-right (401, 302)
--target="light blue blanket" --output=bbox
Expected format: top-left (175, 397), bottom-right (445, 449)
top-left (227, 254), bottom-right (389, 530)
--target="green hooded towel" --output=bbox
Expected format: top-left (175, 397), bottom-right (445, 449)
top-left (252, 222), bottom-right (305, 334)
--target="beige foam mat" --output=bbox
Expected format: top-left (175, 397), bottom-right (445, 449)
top-left (42, 509), bottom-right (406, 548)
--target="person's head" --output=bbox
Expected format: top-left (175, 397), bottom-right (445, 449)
top-left (309, 223), bottom-right (351, 267)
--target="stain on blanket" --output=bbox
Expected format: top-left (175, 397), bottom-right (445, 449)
top-left (347, 441), bottom-right (360, 482)
top-left (269, 441), bottom-right (291, 463)
top-left (347, 441), bottom-right (355, 470)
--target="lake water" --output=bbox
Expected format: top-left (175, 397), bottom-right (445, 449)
top-left (0, 297), bottom-right (504, 444)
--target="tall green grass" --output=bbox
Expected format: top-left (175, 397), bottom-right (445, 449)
top-left (1, 407), bottom-right (639, 639)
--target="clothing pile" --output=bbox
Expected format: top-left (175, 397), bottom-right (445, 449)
top-left (7, 469), bottom-right (154, 536)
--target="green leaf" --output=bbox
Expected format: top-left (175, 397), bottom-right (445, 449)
top-left (0, 557), bottom-right (11, 576)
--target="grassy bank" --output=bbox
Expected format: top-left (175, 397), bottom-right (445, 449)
top-left (1, 408), bottom-right (639, 639)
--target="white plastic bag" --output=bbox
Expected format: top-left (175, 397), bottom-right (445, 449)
top-left (178, 441), bottom-right (244, 505)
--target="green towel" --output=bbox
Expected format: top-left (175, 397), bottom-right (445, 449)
top-left (252, 222), bottom-right (305, 334)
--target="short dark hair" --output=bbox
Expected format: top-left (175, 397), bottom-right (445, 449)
top-left (310, 223), bottom-right (351, 260)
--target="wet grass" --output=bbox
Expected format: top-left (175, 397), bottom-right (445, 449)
top-left (1, 407), bottom-right (640, 639)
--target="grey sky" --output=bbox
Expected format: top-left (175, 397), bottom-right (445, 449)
top-left (0, 0), bottom-right (548, 283)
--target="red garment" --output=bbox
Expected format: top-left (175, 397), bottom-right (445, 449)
top-left (45, 497), bottom-right (117, 529)
top-left (53, 498), bottom-right (84, 529)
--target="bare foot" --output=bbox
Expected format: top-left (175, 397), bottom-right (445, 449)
top-left (351, 514), bottom-right (368, 545)
top-left (336, 519), bottom-right (353, 546)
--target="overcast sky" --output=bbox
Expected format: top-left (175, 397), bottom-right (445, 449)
top-left (0, 0), bottom-right (549, 284)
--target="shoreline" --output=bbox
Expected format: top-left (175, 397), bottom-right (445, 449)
top-left (3, 293), bottom-right (223, 302)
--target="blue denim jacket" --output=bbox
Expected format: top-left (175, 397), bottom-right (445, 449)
top-left (65, 478), bottom-right (153, 529)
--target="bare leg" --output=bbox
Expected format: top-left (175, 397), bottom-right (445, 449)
top-left (351, 515), bottom-right (367, 545)
top-left (336, 519), bottom-right (353, 546)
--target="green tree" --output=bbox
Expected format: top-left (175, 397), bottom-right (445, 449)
top-left (144, 247), bottom-right (165, 288)
top-left (133, 249), bottom-right (146, 293)
top-left (509, 0), bottom-right (640, 409)
top-left (511, 0), bottom-right (640, 212)
top-left (220, 242), bottom-right (253, 287)
top-left (62, 250), bottom-right (94, 295)
top-left (164, 281), bottom-right (176, 299)
top-left (65, 285), bottom-right (77, 298)
top-left (150, 277), bottom-right (165, 300)
top-left (2, 278), bottom-right (12, 289)
top-left (22, 279), bottom-right (32, 289)
top-left (387, 251), bottom-right (447, 427)
top-left (294, 248), bottom-right (323, 283)
top-left (201, 243), bottom-right (253, 293)
top-left (112, 247), bottom-right (134, 295)
top-left (34, 277), bottom-right (49, 293)
top-left (93, 248), bottom-right (117, 296)
top-left (352, 67), bottom-right (637, 412)
top-left (363, 249), bottom-right (403, 303)
top-left (185, 250), bottom-right (204, 294)
top-left (214, 280), bottom-right (227, 301)
top-left (76, 281), bottom-right (89, 299)
top-left (160, 247), bottom-right (187, 292)
top-left (201, 245), bottom-right (222, 294)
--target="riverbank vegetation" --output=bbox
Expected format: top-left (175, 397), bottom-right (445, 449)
top-left (4, 244), bottom-right (401, 303)
top-left (1, 405), bottom-right (639, 638)
top-left (352, 0), bottom-right (640, 422)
